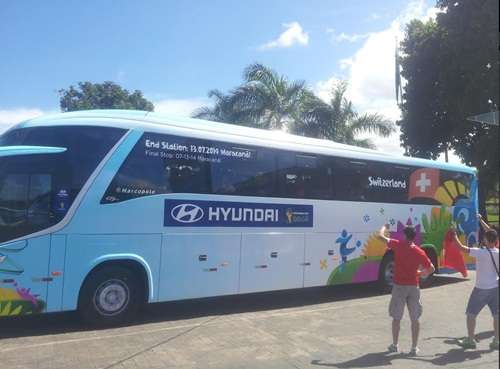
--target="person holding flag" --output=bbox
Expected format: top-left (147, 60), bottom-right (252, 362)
top-left (450, 216), bottom-right (499, 350)
top-left (478, 213), bottom-right (498, 247)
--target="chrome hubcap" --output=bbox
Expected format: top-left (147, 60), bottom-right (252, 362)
top-left (94, 279), bottom-right (129, 316)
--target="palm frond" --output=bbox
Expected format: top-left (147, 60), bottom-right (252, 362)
top-left (350, 138), bottom-right (377, 149)
top-left (191, 106), bottom-right (214, 119)
top-left (243, 63), bottom-right (278, 87)
top-left (349, 114), bottom-right (395, 137)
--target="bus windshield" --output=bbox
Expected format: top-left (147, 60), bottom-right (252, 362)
top-left (0, 125), bottom-right (126, 243)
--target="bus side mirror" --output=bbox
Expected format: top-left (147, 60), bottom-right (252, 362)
top-left (0, 239), bottom-right (28, 252)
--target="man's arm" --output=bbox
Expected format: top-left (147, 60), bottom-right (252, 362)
top-left (378, 224), bottom-right (391, 244)
top-left (478, 213), bottom-right (491, 232)
top-left (417, 249), bottom-right (435, 278)
top-left (451, 228), bottom-right (470, 253)
top-left (419, 262), bottom-right (435, 278)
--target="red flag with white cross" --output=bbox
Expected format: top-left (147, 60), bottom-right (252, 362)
top-left (408, 168), bottom-right (440, 201)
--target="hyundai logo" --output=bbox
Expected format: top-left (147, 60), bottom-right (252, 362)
top-left (171, 203), bottom-right (204, 223)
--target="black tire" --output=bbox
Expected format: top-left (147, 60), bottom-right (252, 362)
top-left (78, 266), bottom-right (142, 326)
top-left (378, 253), bottom-right (394, 294)
top-left (419, 249), bottom-right (437, 289)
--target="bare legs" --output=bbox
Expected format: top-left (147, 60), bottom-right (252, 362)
top-left (391, 319), bottom-right (420, 349)
top-left (494, 315), bottom-right (499, 341)
top-left (466, 314), bottom-right (477, 340)
top-left (411, 320), bottom-right (420, 349)
top-left (392, 319), bottom-right (401, 345)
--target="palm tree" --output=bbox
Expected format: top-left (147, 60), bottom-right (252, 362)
top-left (192, 89), bottom-right (251, 125)
top-left (193, 63), bottom-right (309, 130)
top-left (194, 66), bottom-right (394, 150)
top-left (292, 81), bottom-right (395, 148)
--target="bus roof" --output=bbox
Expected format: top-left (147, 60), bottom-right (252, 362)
top-left (13, 109), bottom-right (476, 174)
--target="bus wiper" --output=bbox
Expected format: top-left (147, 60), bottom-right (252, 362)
top-left (0, 145), bottom-right (67, 157)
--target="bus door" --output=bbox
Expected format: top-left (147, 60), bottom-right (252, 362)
top-left (0, 236), bottom-right (50, 316)
top-left (0, 147), bottom-right (67, 316)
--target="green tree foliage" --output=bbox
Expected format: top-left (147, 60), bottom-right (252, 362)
top-left (398, 19), bottom-right (447, 157)
top-left (292, 81), bottom-right (394, 148)
top-left (192, 89), bottom-right (254, 126)
top-left (194, 63), bottom-right (308, 130)
top-left (194, 64), bottom-right (393, 149)
top-left (59, 81), bottom-right (154, 112)
top-left (398, 0), bottom-right (499, 204)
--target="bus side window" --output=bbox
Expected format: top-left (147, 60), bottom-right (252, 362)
top-left (276, 152), bottom-right (299, 198)
top-left (277, 152), bottom-right (330, 199)
top-left (307, 156), bottom-right (334, 200)
top-left (333, 158), bottom-right (367, 201)
top-left (0, 172), bottom-right (53, 238)
top-left (0, 174), bottom-right (30, 226)
top-left (167, 161), bottom-right (211, 194)
top-left (29, 174), bottom-right (52, 226)
top-left (296, 155), bottom-right (316, 199)
top-left (211, 147), bottom-right (276, 197)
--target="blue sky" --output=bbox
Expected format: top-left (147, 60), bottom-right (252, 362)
top-left (1, 0), bottom-right (443, 157)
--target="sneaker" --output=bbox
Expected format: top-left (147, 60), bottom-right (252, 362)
top-left (490, 339), bottom-right (499, 350)
top-left (387, 343), bottom-right (398, 352)
top-left (457, 337), bottom-right (477, 349)
top-left (408, 347), bottom-right (420, 356)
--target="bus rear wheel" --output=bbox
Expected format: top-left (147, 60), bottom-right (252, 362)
top-left (78, 266), bottom-right (141, 326)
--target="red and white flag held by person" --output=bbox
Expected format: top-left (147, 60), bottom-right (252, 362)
top-left (443, 229), bottom-right (468, 277)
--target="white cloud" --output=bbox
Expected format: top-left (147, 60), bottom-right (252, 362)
top-left (0, 99), bottom-right (209, 136)
top-left (0, 108), bottom-right (47, 134)
top-left (315, 76), bottom-right (341, 102)
top-left (339, 57), bottom-right (353, 71)
top-left (316, 0), bottom-right (442, 157)
top-left (259, 22), bottom-right (309, 50)
top-left (154, 98), bottom-right (209, 118)
top-left (327, 29), bottom-right (370, 43)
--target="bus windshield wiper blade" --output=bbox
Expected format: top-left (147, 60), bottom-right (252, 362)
top-left (0, 145), bottom-right (67, 157)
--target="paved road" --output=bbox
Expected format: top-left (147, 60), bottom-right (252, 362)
top-left (1, 272), bottom-right (498, 369)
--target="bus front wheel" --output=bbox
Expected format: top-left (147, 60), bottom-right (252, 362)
top-left (378, 254), bottom-right (394, 293)
top-left (78, 266), bottom-right (141, 326)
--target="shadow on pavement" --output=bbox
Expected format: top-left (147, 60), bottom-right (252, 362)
top-left (311, 351), bottom-right (405, 368)
top-left (425, 330), bottom-right (495, 345)
top-left (0, 274), bottom-right (467, 339)
top-left (406, 348), bottom-right (493, 366)
top-left (424, 274), bottom-right (468, 288)
top-left (312, 348), bottom-right (494, 368)
top-left (311, 331), bottom-right (496, 368)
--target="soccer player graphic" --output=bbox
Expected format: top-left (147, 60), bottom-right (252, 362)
top-left (335, 230), bottom-right (362, 272)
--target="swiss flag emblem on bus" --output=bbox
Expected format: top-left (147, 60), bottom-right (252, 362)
top-left (408, 168), bottom-right (440, 200)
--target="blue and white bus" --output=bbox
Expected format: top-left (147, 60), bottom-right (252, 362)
top-left (0, 110), bottom-right (478, 324)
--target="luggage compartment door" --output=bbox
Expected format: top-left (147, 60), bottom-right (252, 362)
top-left (239, 233), bottom-right (304, 294)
